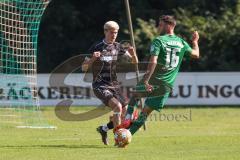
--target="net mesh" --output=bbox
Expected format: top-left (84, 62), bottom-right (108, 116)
top-left (0, 0), bottom-right (55, 128)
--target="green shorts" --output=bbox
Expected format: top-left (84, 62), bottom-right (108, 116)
top-left (145, 92), bottom-right (170, 111)
top-left (134, 79), bottom-right (171, 111)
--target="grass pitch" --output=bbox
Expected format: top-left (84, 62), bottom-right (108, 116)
top-left (0, 107), bottom-right (240, 160)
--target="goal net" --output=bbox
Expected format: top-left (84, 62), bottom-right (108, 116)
top-left (0, 0), bottom-right (55, 129)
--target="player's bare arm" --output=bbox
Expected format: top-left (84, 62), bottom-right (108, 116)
top-left (81, 51), bottom-right (101, 72)
top-left (129, 46), bottom-right (139, 63)
top-left (123, 46), bottom-right (138, 63)
top-left (190, 31), bottom-right (200, 59)
top-left (143, 55), bottom-right (158, 92)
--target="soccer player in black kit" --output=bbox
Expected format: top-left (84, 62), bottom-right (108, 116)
top-left (82, 21), bottom-right (137, 145)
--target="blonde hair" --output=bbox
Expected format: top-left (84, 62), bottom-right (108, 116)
top-left (104, 21), bottom-right (119, 30)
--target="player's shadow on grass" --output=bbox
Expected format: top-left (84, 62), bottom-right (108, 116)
top-left (0, 144), bottom-right (110, 149)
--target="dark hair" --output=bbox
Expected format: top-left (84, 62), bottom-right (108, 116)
top-left (159, 15), bottom-right (176, 26)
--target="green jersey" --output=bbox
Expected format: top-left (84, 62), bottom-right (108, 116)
top-left (150, 34), bottom-right (192, 87)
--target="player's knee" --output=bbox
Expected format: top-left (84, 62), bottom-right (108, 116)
top-left (143, 105), bottom-right (154, 115)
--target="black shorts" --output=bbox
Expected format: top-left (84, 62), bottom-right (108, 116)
top-left (93, 84), bottom-right (127, 107)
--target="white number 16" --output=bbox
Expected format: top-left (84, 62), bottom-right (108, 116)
top-left (166, 48), bottom-right (180, 69)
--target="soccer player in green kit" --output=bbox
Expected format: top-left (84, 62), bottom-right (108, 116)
top-left (115, 15), bottom-right (200, 139)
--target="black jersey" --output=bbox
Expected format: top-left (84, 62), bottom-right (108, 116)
top-left (89, 40), bottom-right (128, 86)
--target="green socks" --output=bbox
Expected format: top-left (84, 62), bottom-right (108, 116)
top-left (125, 96), bottom-right (140, 120)
top-left (126, 104), bottom-right (134, 115)
top-left (129, 112), bottom-right (148, 135)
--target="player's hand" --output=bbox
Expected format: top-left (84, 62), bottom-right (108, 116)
top-left (128, 47), bottom-right (138, 63)
top-left (144, 82), bottom-right (153, 92)
top-left (92, 51), bottom-right (101, 60)
top-left (128, 46), bottom-right (135, 56)
top-left (192, 31), bottom-right (199, 43)
top-left (81, 57), bottom-right (90, 72)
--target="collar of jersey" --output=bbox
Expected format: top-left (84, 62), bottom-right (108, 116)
top-left (103, 39), bottom-right (114, 45)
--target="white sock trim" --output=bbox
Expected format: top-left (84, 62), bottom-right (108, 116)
top-left (102, 125), bottom-right (109, 132)
top-left (113, 112), bottom-right (121, 115)
top-left (125, 114), bottom-right (132, 120)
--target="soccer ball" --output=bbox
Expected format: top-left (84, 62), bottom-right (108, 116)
top-left (114, 128), bottom-right (132, 147)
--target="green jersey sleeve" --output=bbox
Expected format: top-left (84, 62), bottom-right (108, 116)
top-left (183, 40), bottom-right (192, 57)
top-left (150, 38), bottom-right (162, 56)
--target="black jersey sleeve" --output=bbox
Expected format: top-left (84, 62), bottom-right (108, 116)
top-left (88, 44), bottom-right (96, 55)
top-left (88, 41), bottom-right (103, 55)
